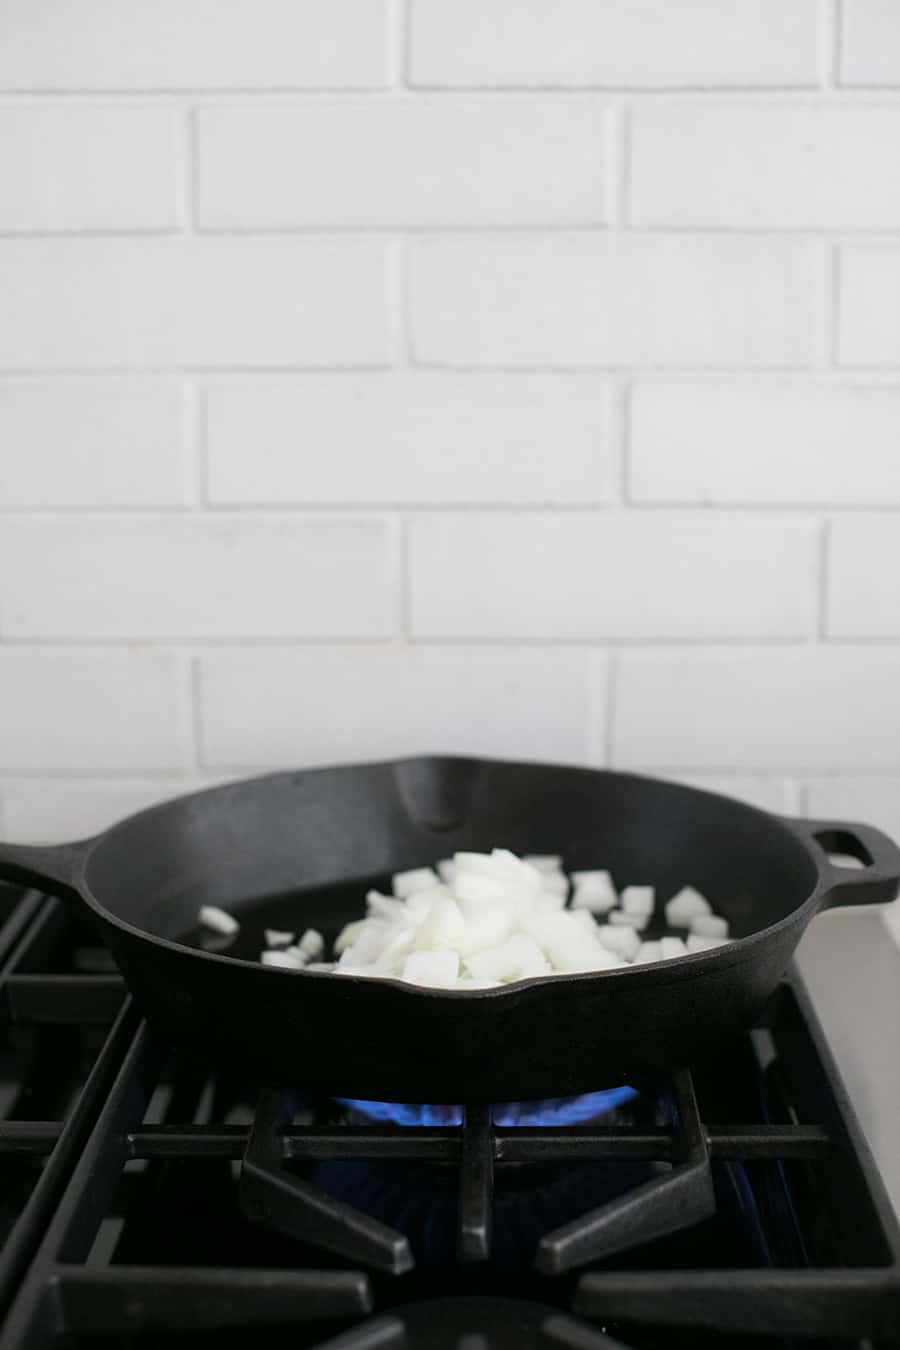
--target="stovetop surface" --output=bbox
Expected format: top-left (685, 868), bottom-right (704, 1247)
top-left (0, 883), bottom-right (898, 1349)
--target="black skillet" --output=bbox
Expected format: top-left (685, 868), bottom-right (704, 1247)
top-left (0, 756), bottom-right (897, 1103)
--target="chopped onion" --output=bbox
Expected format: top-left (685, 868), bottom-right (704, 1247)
top-left (660, 936), bottom-right (688, 961)
top-left (261, 949), bottom-right (304, 969)
top-left (664, 886), bottom-right (712, 928)
top-left (402, 950), bottom-right (460, 987)
top-left (595, 923), bottom-right (641, 962)
top-left (689, 913), bottom-right (729, 939)
top-left (523, 854), bottom-right (563, 874)
top-left (392, 867), bottom-right (440, 899)
top-left (610, 909), bottom-right (649, 932)
top-left (687, 934), bottom-right (727, 953)
top-left (264, 928), bottom-right (295, 947)
top-left (621, 886), bottom-right (655, 918)
top-left (261, 848), bottom-right (736, 987)
top-left (297, 928), bottom-right (324, 959)
top-left (570, 870), bottom-right (617, 914)
top-left (198, 905), bottom-right (239, 936)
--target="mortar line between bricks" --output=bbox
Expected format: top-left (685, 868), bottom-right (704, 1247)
top-left (3, 362), bottom-right (900, 377)
top-left (3, 369), bottom-right (900, 387)
top-left (4, 503), bottom-right (898, 517)
top-left (387, 0), bottom-right (408, 88)
top-left (819, 0), bottom-right (841, 88)
top-left (0, 636), bottom-right (876, 649)
top-left (6, 87), bottom-right (900, 102)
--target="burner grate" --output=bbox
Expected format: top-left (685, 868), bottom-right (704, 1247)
top-left (0, 886), bottom-right (898, 1349)
top-left (0, 888), bottom-right (129, 1325)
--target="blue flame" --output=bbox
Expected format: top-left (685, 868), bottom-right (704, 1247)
top-left (335, 1087), bottom-right (638, 1127)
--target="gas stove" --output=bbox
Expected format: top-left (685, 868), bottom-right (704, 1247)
top-left (1, 883), bottom-right (898, 1349)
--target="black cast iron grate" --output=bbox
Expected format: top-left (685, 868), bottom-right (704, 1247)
top-left (0, 882), bottom-right (898, 1349)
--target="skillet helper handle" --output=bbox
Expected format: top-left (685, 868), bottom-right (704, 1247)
top-left (0, 839), bottom-right (92, 898)
top-left (783, 816), bottom-right (900, 908)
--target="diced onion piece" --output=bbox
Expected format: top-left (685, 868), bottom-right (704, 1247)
top-left (453, 871), bottom-right (523, 907)
top-left (689, 913), bottom-right (729, 939)
top-left (609, 909), bottom-right (649, 932)
top-left (199, 905), bottom-right (239, 936)
top-left (464, 935), bottom-right (550, 983)
top-left (660, 936), bottom-right (688, 961)
top-left (455, 848), bottom-right (542, 893)
top-left (664, 886), bottom-right (712, 928)
top-left (413, 897), bottom-right (467, 951)
top-left (552, 943), bottom-right (621, 974)
top-left (621, 885), bottom-right (654, 918)
top-left (366, 891), bottom-right (406, 920)
top-left (393, 866), bottom-right (440, 899)
top-left (402, 950), bottom-right (460, 987)
top-left (456, 900), bottom-right (516, 956)
top-left (305, 961), bottom-right (335, 972)
top-left (525, 913), bottom-right (617, 972)
top-left (372, 926), bottom-right (416, 973)
top-left (337, 921), bottom-right (391, 967)
top-left (535, 890), bottom-right (566, 912)
top-left (570, 870), bottom-right (617, 914)
top-left (570, 908), bottom-right (598, 932)
top-left (457, 976), bottom-right (501, 989)
top-left (634, 940), bottom-right (662, 964)
top-left (687, 934), bottom-right (727, 953)
top-left (334, 964), bottom-right (386, 978)
top-left (264, 928), bottom-right (295, 947)
top-left (405, 887), bottom-right (448, 917)
top-left (334, 919), bottom-right (366, 955)
top-left (595, 923), bottom-right (641, 962)
top-left (298, 929), bottom-right (324, 959)
top-left (538, 872), bottom-right (569, 898)
top-left (523, 855), bottom-right (563, 874)
top-left (261, 949), bottom-right (304, 969)
top-left (436, 859), bottom-right (456, 885)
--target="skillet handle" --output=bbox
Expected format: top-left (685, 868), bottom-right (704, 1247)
top-left (781, 816), bottom-right (900, 908)
top-left (0, 839), bottom-right (93, 898)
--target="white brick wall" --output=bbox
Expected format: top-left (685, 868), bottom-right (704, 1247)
top-left (1, 1), bottom-right (899, 845)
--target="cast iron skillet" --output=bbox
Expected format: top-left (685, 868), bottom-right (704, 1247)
top-left (0, 756), bottom-right (897, 1103)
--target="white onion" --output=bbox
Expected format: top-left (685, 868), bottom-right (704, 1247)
top-left (687, 934), bottom-right (727, 953)
top-left (570, 870), bottom-right (617, 914)
top-left (392, 867), bottom-right (440, 899)
top-left (665, 886), bottom-right (712, 928)
top-left (661, 936), bottom-right (688, 960)
top-left (689, 913), bottom-right (730, 939)
top-left (297, 928), bottom-right (325, 959)
top-left (524, 854), bottom-right (563, 874)
top-left (261, 949), bottom-right (304, 969)
top-left (259, 848), bottom-right (736, 988)
top-left (595, 923), bottom-right (641, 962)
top-left (621, 886), bottom-right (655, 918)
top-left (610, 909), bottom-right (649, 932)
top-left (402, 949), bottom-right (460, 987)
top-left (198, 905), bottom-right (239, 936)
top-left (264, 928), bottom-right (295, 947)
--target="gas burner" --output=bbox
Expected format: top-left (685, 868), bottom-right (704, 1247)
top-left (2, 883), bottom-right (900, 1348)
top-left (335, 1088), bottom-right (639, 1128)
